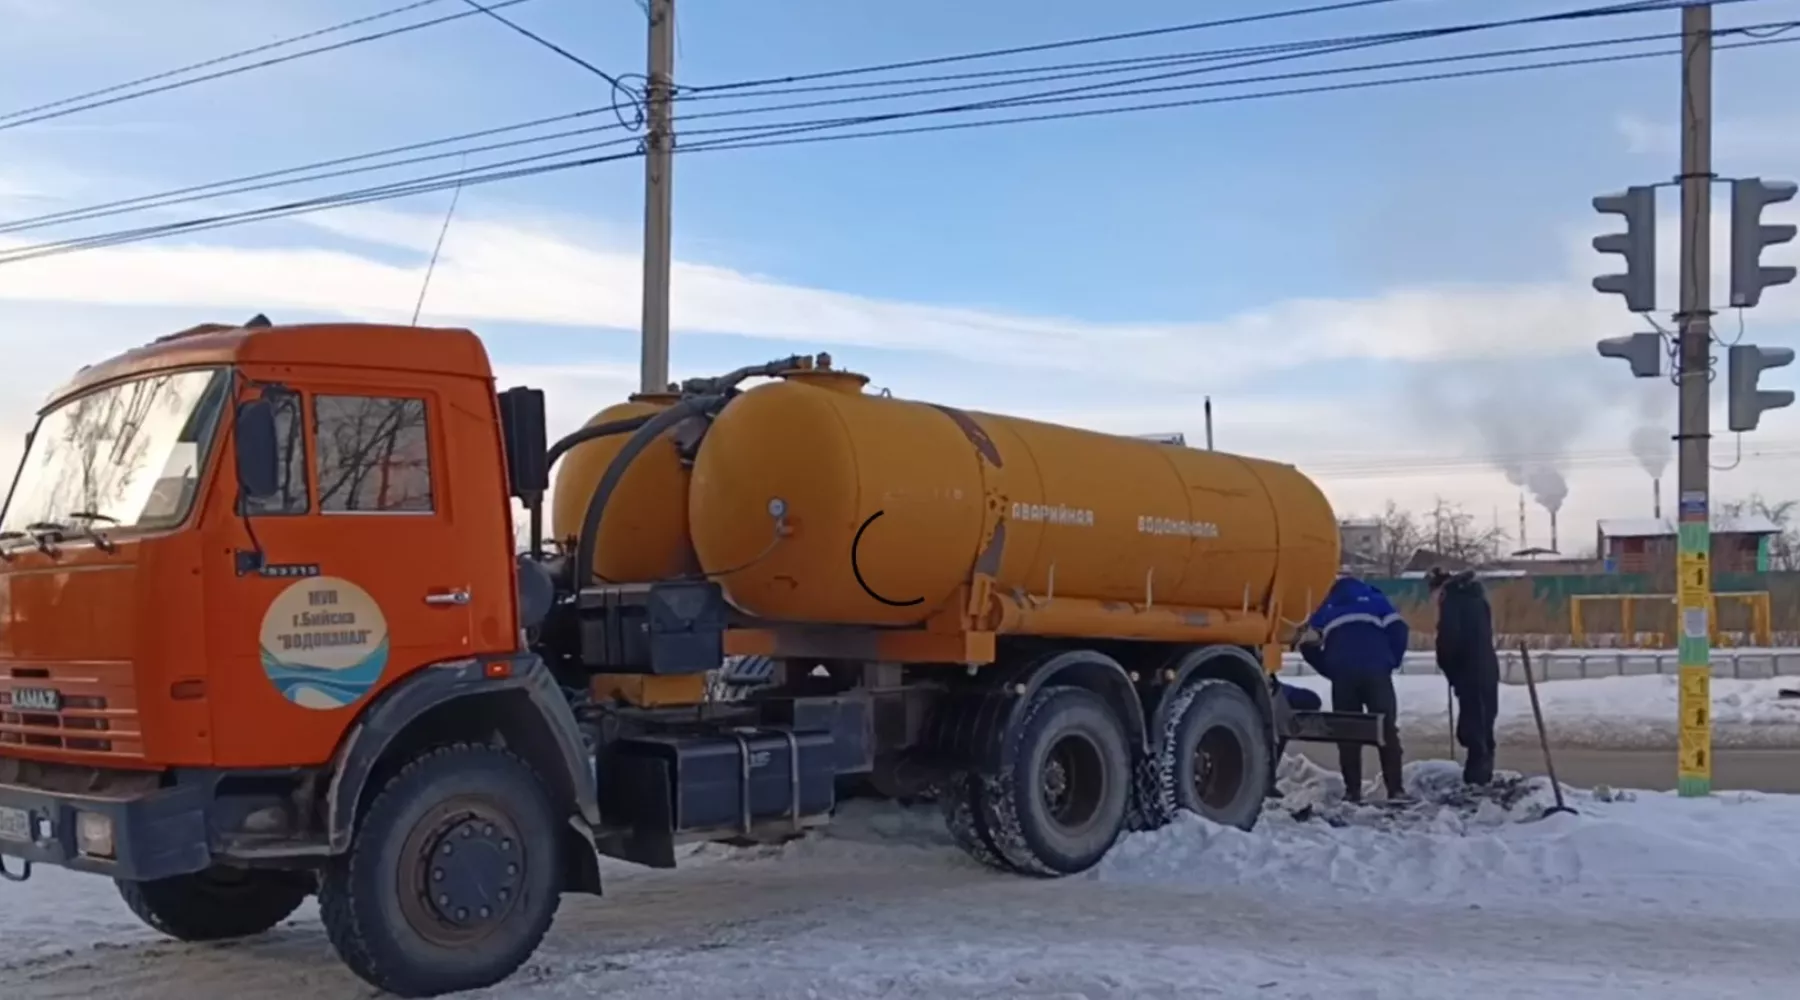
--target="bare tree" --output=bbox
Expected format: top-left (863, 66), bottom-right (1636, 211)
top-left (1373, 501), bottom-right (1424, 576)
top-left (1719, 494), bottom-right (1799, 570)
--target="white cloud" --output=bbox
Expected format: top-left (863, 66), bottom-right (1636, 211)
top-left (2, 160), bottom-right (1799, 555)
top-left (0, 200), bottom-right (1713, 396)
top-left (1616, 113), bottom-right (1800, 163)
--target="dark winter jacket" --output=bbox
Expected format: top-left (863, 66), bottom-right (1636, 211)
top-left (1297, 576), bottom-right (1410, 682)
top-left (1434, 569), bottom-right (1500, 688)
top-left (1273, 678), bottom-right (1323, 712)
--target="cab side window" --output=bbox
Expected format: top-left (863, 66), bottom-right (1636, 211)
top-left (314, 395), bottom-right (435, 514)
top-left (242, 391), bottom-right (309, 516)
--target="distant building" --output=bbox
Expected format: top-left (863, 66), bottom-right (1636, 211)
top-left (1595, 514), bottom-right (1782, 574)
top-left (1338, 518), bottom-right (1383, 572)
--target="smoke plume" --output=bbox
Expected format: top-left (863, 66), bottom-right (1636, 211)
top-left (1410, 359), bottom-right (1590, 521)
top-left (1629, 383), bottom-right (1674, 480)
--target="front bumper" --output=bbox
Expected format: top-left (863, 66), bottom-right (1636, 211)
top-left (0, 779), bottom-right (211, 881)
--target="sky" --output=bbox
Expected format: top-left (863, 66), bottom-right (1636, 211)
top-left (1, 0), bottom-right (1799, 556)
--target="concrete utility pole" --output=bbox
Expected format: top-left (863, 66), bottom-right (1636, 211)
top-left (638, 0), bottom-right (675, 394)
top-left (1672, 3), bottom-right (1714, 798)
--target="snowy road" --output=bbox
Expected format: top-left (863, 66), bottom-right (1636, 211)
top-left (5, 761), bottom-right (1798, 999)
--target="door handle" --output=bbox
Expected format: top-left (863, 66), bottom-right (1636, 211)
top-left (425, 589), bottom-right (471, 606)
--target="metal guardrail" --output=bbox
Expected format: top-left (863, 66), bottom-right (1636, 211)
top-left (1277, 648), bottom-right (1800, 684)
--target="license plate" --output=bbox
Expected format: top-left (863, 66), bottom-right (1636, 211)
top-left (10, 687), bottom-right (60, 712)
top-left (0, 806), bottom-right (30, 843)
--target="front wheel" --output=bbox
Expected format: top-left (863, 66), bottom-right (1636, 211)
top-left (319, 743), bottom-right (563, 999)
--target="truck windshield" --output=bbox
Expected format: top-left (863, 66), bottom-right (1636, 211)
top-left (1, 367), bottom-right (231, 535)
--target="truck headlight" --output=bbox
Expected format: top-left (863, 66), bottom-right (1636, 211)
top-left (76, 812), bottom-right (115, 859)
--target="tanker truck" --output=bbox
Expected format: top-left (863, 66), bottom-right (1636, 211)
top-left (0, 318), bottom-right (1384, 997)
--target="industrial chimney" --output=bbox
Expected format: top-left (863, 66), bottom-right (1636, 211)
top-left (1549, 508), bottom-right (1560, 554)
top-left (1653, 476), bottom-right (1662, 519)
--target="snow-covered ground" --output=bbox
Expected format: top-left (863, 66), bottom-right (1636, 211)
top-left (1284, 672), bottom-right (1800, 748)
top-left (5, 759), bottom-right (1798, 998)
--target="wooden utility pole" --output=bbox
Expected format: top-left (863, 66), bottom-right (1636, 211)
top-left (639, 0), bottom-right (675, 393)
top-left (1673, 3), bottom-right (1714, 798)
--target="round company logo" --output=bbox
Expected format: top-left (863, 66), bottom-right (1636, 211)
top-left (258, 576), bottom-right (390, 710)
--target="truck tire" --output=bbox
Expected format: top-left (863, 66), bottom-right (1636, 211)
top-left (117, 868), bottom-right (311, 942)
top-left (938, 769), bottom-right (1017, 873)
top-left (1155, 679), bottom-right (1269, 830)
top-left (978, 685), bottom-right (1132, 877)
top-left (318, 743), bottom-right (563, 999)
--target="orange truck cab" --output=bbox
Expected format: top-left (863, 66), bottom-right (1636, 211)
top-left (0, 317), bottom-right (1381, 998)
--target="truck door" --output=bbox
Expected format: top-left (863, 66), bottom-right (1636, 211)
top-left (210, 381), bottom-right (474, 767)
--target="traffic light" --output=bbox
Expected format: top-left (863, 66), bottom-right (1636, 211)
top-left (1727, 343), bottom-right (1796, 432)
top-left (1729, 178), bottom-right (1798, 308)
top-left (1592, 185), bottom-right (1657, 313)
top-left (1596, 332), bottom-right (1662, 378)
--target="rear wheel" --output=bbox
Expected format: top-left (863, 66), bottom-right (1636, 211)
top-left (1155, 679), bottom-right (1269, 830)
top-left (979, 685), bottom-right (1132, 877)
top-left (117, 867), bottom-right (311, 942)
top-left (319, 743), bottom-right (563, 999)
top-left (939, 769), bottom-right (1016, 872)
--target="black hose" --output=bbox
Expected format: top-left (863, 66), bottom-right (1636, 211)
top-left (545, 413), bottom-right (655, 472)
top-left (571, 394), bottom-right (726, 590)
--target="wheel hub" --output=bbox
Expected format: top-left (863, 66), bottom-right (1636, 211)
top-left (401, 802), bottom-right (525, 946)
top-left (1039, 733), bottom-right (1105, 830)
top-left (1191, 726), bottom-right (1247, 811)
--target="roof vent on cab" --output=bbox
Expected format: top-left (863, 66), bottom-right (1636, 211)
top-left (151, 313), bottom-right (273, 345)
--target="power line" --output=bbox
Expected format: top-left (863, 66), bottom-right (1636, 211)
top-left (676, 0), bottom-right (1753, 94)
top-left (0, 0), bottom-right (542, 133)
top-left (664, 29), bottom-right (1800, 161)
top-left (0, 0), bottom-right (457, 125)
top-left (660, 18), bottom-right (1800, 140)
top-left (11, 12), bottom-right (1791, 238)
top-left (456, 0), bottom-right (630, 90)
top-left (5, 25), bottom-right (1796, 264)
top-left (0, 106), bottom-right (616, 236)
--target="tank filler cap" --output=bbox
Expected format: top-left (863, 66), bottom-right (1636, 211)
top-left (780, 352), bottom-right (870, 395)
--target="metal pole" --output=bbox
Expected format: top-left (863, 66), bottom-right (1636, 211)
top-left (638, 0), bottom-right (675, 394)
top-left (1674, 3), bottom-right (1714, 798)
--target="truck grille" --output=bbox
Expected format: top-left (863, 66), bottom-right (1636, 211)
top-left (0, 663), bottom-right (142, 758)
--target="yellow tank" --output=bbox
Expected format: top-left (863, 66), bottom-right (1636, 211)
top-left (684, 362), bottom-right (1340, 640)
top-left (550, 393), bottom-right (698, 583)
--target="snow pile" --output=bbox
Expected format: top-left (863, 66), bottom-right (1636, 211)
top-left (1285, 673), bottom-right (1800, 746)
top-left (1095, 753), bottom-right (1800, 919)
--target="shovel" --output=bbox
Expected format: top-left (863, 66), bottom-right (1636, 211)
top-left (1519, 644), bottom-right (1577, 818)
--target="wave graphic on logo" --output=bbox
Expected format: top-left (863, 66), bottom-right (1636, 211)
top-left (260, 637), bottom-right (390, 708)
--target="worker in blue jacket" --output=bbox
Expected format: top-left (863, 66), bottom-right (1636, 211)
top-left (1266, 676), bottom-right (1323, 799)
top-left (1297, 575), bottom-right (1410, 802)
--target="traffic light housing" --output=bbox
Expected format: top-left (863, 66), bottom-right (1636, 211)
top-left (1596, 332), bottom-right (1662, 378)
top-left (1727, 343), bottom-right (1796, 432)
top-left (1729, 178), bottom-right (1798, 309)
top-left (1592, 185), bottom-right (1657, 313)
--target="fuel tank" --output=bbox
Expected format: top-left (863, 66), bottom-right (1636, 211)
top-left (549, 393), bottom-right (697, 583)
top-left (684, 362), bottom-right (1340, 633)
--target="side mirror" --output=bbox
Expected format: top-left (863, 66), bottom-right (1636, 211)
top-left (234, 399), bottom-right (280, 501)
top-left (497, 386), bottom-right (549, 497)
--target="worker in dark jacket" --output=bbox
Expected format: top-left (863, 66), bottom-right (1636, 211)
top-left (1427, 567), bottom-right (1501, 785)
top-left (1297, 575), bottom-right (1410, 802)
